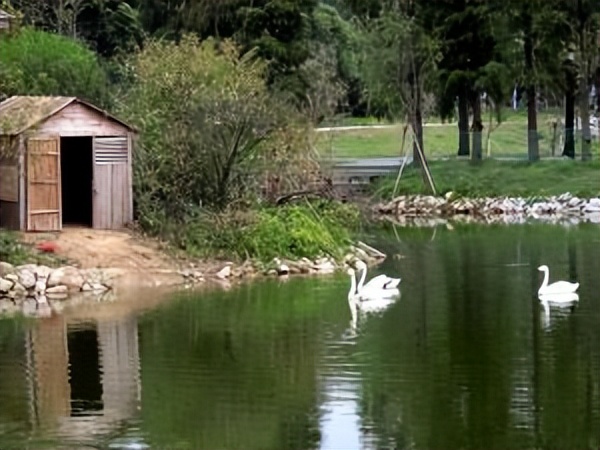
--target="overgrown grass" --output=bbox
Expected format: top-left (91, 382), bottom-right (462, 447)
top-left (316, 110), bottom-right (596, 159)
top-left (159, 201), bottom-right (361, 263)
top-left (0, 231), bottom-right (31, 265)
top-left (0, 230), bottom-right (67, 266)
top-left (373, 159), bottom-right (600, 199)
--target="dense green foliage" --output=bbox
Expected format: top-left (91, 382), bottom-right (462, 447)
top-left (111, 34), bottom-right (355, 262)
top-left (177, 201), bottom-right (361, 261)
top-left (0, 231), bottom-right (29, 265)
top-left (117, 36), bottom-right (289, 218)
top-left (0, 27), bottom-right (109, 105)
top-left (142, 200), bottom-right (361, 262)
top-left (1, 0), bottom-right (599, 262)
top-left (4, 0), bottom-right (600, 157)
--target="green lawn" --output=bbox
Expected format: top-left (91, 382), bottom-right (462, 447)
top-left (317, 111), bottom-right (599, 159)
top-left (373, 159), bottom-right (600, 199)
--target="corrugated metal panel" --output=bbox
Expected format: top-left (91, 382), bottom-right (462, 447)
top-left (94, 137), bottom-right (128, 165)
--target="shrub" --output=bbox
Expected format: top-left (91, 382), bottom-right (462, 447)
top-left (165, 201), bottom-right (361, 263)
top-left (0, 231), bottom-right (29, 265)
top-left (117, 34), bottom-right (320, 232)
top-left (0, 27), bottom-right (109, 105)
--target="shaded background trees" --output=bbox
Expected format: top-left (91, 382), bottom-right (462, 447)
top-left (2, 0), bottom-right (599, 161)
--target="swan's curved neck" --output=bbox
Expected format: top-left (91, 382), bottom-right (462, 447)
top-left (357, 266), bottom-right (367, 292)
top-left (348, 272), bottom-right (357, 301)
top-left (540, 268), bottom-right (549, 289)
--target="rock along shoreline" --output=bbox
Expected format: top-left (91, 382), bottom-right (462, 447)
top-left (0, 242), bottom-right (384, 318)
top-left (373, 193), bottom-right (600, 226)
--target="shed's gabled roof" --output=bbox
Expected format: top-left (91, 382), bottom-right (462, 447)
top-left (0, 96), bottom-right (135, 135)
top-left (0, 8), bottom-right (14, 19)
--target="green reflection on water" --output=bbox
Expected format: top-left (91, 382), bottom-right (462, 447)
top-left (137, 278), bottom-right (346, 450)
top-left (0, 223), bottom-right (598, 450)
top-left (356, 223), bottom-right (600, 450)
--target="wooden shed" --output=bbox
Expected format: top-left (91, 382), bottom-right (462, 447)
top-left (0, 96), bottom-right (135, 231)
top-left (0, 8), bottom-right (13, 31)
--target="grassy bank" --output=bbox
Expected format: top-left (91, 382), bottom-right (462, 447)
top-left (0, 231), bottom-right (67, 266)
top-left (373, 159), bottom-right (600, 199)
top-left (2, 202), bottom-right (361, 269)
top-left (316, 111), bottom-right (599, 159)
top-left (149, 201), bottom-right (362, 264)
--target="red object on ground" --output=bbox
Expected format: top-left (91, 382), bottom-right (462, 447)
top-left (36, 241), bottom-right (58, 253)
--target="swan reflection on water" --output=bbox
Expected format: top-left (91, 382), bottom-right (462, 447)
top-left (538, 292), bottom-right (580, 331)
top-left (345, 285), bottom-right (400, 339)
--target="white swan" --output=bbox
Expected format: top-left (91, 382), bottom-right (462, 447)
top-left (537, 265), bottom-right (579, 295)
top-left (354, 260), bottom-right (401, 295)
top-left (347, 268), bottom-right (397, 312)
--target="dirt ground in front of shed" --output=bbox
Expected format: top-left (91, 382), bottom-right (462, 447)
top-left (20, 227), bottom-right (233, 289)
top-left (21, 226), bottom-right (180, 271)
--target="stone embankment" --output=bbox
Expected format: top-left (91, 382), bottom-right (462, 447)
top-left (374, 193), bottom-right (600, 225)
top-left (0, 242), bottom-right (384, 317)
top-left (0, 262), bottom-right (122, 315)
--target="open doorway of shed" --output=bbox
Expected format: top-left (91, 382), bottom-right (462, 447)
top-left (60, 137), bottom-right (93, 226)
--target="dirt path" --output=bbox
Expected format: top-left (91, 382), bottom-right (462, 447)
top-left (21, 227), bottom-right (180, 271)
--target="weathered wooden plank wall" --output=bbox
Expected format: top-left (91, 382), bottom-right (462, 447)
top-left (0, 136), bottom-right (21, 228)
top-left (27, 316), bottom-right (71, 427)
top-left (93, 136), bottom-right (131, 229)
top-left (38, 104), bottom-right (126, 137)
top-left (97, 317), bottom-right (140, 422)
top-left (27, 137), bottom-right (61, 231)
top-left (0, 164), bottom-right (18, 202)
top-left (1, 99), bottom-right (134, 231)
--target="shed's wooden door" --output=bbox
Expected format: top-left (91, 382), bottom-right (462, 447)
top-left (93, 136), bottom-right (129, 229)
top-left (26, 137), bottom-right (61, 231)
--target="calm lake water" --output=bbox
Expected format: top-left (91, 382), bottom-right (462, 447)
top-left (0, 223), bottom-right (599, 450)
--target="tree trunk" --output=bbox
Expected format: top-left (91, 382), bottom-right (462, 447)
top-left (579, 74), bottom-right (592, 161)
top-left (470, 91), bottom-right (483, 161)
top-left (563, 73), bottom-right (576, 158)
top-left (595, 67), bottom-right (600, 114)
top-left (457, 89), bottom-right (470, 156)
top-left (412, 106), bottom-right (425, 165)
top-left (578, 22), bottom-right (592, 161)
top-left (526, 84), bottom-right (539, 161)
top-left (523, 12), bottom-right (539, 162)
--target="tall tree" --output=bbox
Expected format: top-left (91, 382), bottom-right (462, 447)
top-left (342, 0), bottom-right (382, 19)
top-left (234, 0), bottom-right (319, 94)
top-left (562, 48), bottom-right (578, 158)
top-left (134, 0), bottom-right (319, 98)
top-left (564, 0), bottom-right (600, 161)
top-left (7, 0), bottom-right (145, 56)
top-left (304, 3), bottom-right (363, 119)
top-left (78, 1), bottom-right (145, 56)
top-left (498, 0), bottom-right (565, 161)
top-left (522, 4), bottom-right (540, 162)
top-left (424, 0), bottom-right (501, 160)
top-left (358, 3), bottom-right (438, 190)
